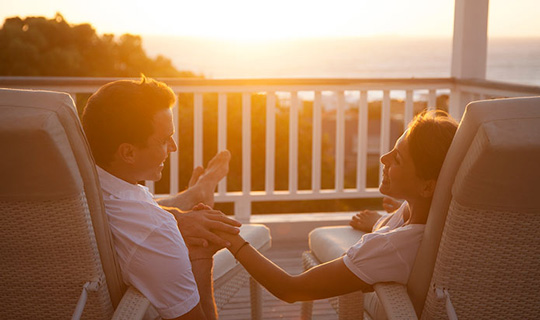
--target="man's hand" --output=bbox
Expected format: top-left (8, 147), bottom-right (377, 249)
top-left (164, 205), bottom-right (241, 248)
top-left (187, 240), bottom-right (224, 261)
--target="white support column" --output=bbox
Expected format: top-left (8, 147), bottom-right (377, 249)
top-left (450, 0), bottom-right (490, 120)
top-left (451, 0), bottom-right (489, 79)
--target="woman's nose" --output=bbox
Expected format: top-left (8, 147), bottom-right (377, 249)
top-left (380, 152), bottom-right (390, 165)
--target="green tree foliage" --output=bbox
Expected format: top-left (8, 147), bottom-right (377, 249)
top-left (0, 13), bottom-right (197, 77)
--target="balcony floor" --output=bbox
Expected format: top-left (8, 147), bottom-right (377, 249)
top-left (218, 239), bottom-right (338, 320)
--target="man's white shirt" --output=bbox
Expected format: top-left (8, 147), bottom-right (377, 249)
top-left (97, 166), bottom-right (199, 319)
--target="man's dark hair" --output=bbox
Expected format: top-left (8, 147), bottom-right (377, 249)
top-left (82, 76), bottom-right (176, 167)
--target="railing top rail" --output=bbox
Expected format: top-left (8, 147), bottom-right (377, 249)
top-left (0, 76), bottom-right (456, 94)
top-left (456, 78), bottom-right (540, 95)
top-left (0, 76), bottom-right (454, 87)
top-left (2, 76), bottom-right (538, 96)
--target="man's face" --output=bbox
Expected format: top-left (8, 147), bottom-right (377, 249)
top-left (132, 108), bottom-right (177, 182)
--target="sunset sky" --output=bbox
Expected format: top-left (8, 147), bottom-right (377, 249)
top-left (1, 0), bottom-right (539, 40)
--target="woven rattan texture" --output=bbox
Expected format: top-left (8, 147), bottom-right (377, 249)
top-left (422, 200), bottom-right (540, 319)
top-left (0, 194), bottom-right (114, 319)
top-left (112, 286), bottom-right (149, 319)
top-left (374, 283), bottom-right (417, 319)
top-left (214, 267), bottom-right (251, 310)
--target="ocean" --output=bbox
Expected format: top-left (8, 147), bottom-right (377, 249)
top-left (142, 36), bottom-right (540, 87)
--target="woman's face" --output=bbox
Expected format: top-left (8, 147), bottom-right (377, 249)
top-left (379, 132), bottom-right (426, 201)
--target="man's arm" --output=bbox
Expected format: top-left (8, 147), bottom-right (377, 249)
top-left (165, 259), bottom-right (217, 320)
top-left (185, 240), bottom-right (224, 320)
top-left (189, 258), bottom-right (217, 320)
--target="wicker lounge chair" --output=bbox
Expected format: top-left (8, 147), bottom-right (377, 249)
top-left (0, 88), bottom-right (270, 319)
top-left (301, 96), bottom-right (540, 319)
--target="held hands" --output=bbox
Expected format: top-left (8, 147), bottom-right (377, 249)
top-left (165, 204), bottom-right (241, 248)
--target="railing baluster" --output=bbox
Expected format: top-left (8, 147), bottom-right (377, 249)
top-left (356, 90), bottom-right (368, 192)
top-left (194, 93), bottom-right (203, 167)
top-left (312, 91), bottom-right (322, 193)
top-left (335, 91), bottom-right (345, 192)
top-left (170, 98), bottom-right (179, 194)
top-left (265, 92), bottom-right (276, 195)
top-left (428, 89), bottom-right (437, 110)
top-left (217, 93), bottom-right (227, 196)
top-left (239, 93), bottom-right (252, 220)
top-left (380, 90), bottom-right (391, 182)
top-left (289, 92), bottom-right (299, 194)
top-left (405, 90), bottom-right (414, 126)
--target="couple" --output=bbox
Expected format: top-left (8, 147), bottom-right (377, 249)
top-left (82, 76), bottom-right (457, 319)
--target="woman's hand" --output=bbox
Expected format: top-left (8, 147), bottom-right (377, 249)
top-left (349, 210), bottom-right (382, 232)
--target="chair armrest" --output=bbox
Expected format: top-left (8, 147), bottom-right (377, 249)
top-left (373, 283), bottom-right (418, 320)
top-left (112, 286), bottom-right (151, 320)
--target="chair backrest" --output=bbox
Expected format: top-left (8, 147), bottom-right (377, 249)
top-left (407, 96), bottom-right (540, 318)
top-left (0, 88), bottom-right (125, 318)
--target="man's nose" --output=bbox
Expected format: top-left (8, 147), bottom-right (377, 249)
top-left (169, 138), bottom-right (178, 153)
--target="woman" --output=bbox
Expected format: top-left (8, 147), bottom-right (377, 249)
top-left (217, 110), bottom-right (458, 304)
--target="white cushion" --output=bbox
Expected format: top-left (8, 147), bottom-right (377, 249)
top-left (309, 226), bottom-right (365, 263)
top-left (213, 224), bottom-right (271, 281)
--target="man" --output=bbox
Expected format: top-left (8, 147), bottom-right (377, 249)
top-left (82, 76), bottom-right (240, 319)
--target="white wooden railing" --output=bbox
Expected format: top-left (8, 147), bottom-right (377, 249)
top-left (1, 77), bottom-right (539, 221)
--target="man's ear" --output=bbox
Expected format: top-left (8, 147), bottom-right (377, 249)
top-left (420, 179), bottom-right (437, 198)
top-left (116, 143), bottom-right (137, 165)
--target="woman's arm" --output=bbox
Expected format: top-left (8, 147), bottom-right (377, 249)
top-left (222, 233), bottom-right (372, 303)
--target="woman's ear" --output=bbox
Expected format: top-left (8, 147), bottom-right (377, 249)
top-left (116, 143), bottom-right (137, 165)
top-left (420, 179), bottom-right (437, 198)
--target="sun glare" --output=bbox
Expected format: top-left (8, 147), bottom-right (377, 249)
top-left (128, 0), bottom-right (434, 42)
top-left (3, 0), bottom-right (539, 42)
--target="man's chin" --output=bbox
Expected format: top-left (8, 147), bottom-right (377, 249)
top-left (140, 172), bottom-right (163, 183)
